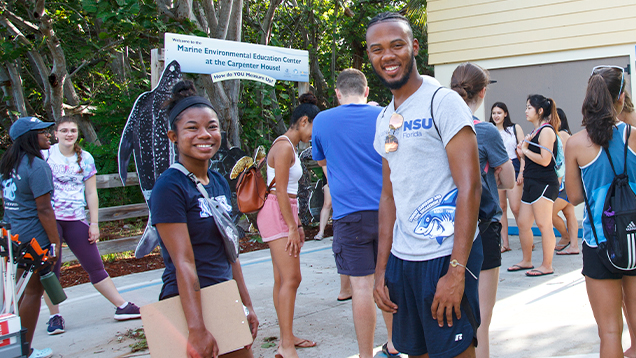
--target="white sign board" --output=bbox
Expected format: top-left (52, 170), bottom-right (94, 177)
top-left (164, 33), bottom-right (309, 84)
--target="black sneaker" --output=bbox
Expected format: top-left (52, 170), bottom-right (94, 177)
top-left (46, 315), bottom-right (65, 335)
top-left (114, 302), bottom-right (141, 321)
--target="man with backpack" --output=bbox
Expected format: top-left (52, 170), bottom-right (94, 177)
top-left (368, 12), bottom-right (483, 358)
top-left (312, 68), bottom-right (400, 358)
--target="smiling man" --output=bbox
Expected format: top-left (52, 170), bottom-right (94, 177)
top-left (367, 12), bottom-right (484, 358)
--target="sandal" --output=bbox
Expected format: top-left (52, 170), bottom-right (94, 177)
top-left (501, 246), bottom-right (511, 253)
top-left (314, 233), bottom-right (324, 241)
top-left (382, 342), bottom-right (401, 357)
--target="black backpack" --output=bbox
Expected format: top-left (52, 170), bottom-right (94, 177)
top-left (430, 87), bottom-right (497, 234)
top-left (584, 125), bottom-right (636, 272)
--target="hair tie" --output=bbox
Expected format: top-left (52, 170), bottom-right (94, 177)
top-left (168, 96), bottom-right (216, 126)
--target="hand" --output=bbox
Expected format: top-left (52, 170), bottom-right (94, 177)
top-left (186, 329), bottom-right (218, 358)
top-left (373, 270), bottom-right (397, 313)
top-left (88, 224), bottom-right (100, 244)
top-left (298, 226), bottom-right (305, 246)
top-left (516, 171), bottom-right (524, 186)
top-left (285, 228), bottom-right (301, 257)
top-left (431, 269), bottom-right (465, 328)
top-left (246, 307), bottom-right (259, 342)
top-left (47, 244), bottom-right (59, 268)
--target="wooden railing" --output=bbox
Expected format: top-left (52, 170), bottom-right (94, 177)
top-left (62, 172), bottom-right (148, 263)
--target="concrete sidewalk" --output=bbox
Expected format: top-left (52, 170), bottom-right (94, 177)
top-left (32, 236), bottom-right (631, 358)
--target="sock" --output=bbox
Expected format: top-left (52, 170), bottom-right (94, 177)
top-left (118, 302), bottom-right (129, 310)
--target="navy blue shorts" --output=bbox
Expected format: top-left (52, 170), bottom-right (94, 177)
top-left (385, 236), bottom-right (483, 357)
top-left (332, 210), bottom-right (378, 277)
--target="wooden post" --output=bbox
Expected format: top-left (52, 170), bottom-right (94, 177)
top-left (151, 49), bottom-right (165, 89)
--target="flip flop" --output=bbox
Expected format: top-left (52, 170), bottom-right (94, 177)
top-left (382, 342), bottom-right (401, 357)
top-left (556, 249), bottom-right (580, 255)
top-left (337, 296), bottom-right (352, 302)
top-left (555, 242), bottom-right (570, 251)
top-left (507, 264), bottom-right (534, 272)
top-left (501, 246), bottom-right (512, 253)
top-left (526, 269), bottom-right (554, 277)
top-left (295, 339), bottom-right (317, 348)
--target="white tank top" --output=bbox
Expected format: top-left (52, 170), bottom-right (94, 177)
top-left (499, 126), bottom-right (518, 160)
top-left (267, 136), bottom-right (302, 195)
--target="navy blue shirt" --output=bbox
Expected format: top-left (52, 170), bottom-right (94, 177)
top-left (312, 104), bottom-right (383, 219)
top-left (150, 168), bottom-right (233, 300)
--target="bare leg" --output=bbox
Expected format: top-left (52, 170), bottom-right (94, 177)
top-left (623, 278), bottom-right (636, 358)
top-left (382, 310), bottom-right (398, 354)
top-left (269, 238), bottom-right (303, 358)
top-left (530, 198), bottom-right (555, 274)
top-left (44, 292), bottom-right (60, 315)
top-left (498, 189), bottom-right (510, 251)
top-left (552, 198), bottom-right (570, 249)
top-left (476, 267), bottom-right (500, 358)
top-left (558, 204), bottom-right (580, 254)
top-left (316, 185), bottom-right (331, 239)
top-left (510, 202), bottom-right (534, 269)
top-left (338, 274), bottom-right (352, 300)
top-left (350, 275), bottom-right (376, 358)
top-left (93, 277), bottom-right (127, 307)
top-left (17, 269), bottom-right (45, 352)
top-left (586, 276), bottom-right (624, 358)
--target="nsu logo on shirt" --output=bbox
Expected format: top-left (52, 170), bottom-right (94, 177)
top-left (198, 196), bottom-right (232, 218)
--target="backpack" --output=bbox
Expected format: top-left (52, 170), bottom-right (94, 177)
top-left (524, 124), bottom-right (564, 178)
top-left (430, 88), bottom-right (497, 233)
top-left (583, 125), bottom-right (636, 271)
top-left (232, 146), bottom-right (274, 214)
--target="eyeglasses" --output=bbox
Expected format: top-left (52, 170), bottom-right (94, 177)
top-left (57, 128), bottom-right (78, 134)
top-left (384, 113), bottom-right (404, 153)
top-left (591, 65), bottom-right (625, 99)
top-left (38, 129), bottom-right (51, 135)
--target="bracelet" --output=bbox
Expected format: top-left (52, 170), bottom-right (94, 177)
top-left (297, 224), bottom-right (303, 228)
top-left (90, 223), bottom-right (99, 226)
top-left (450, 259), bottom-right (478, 280)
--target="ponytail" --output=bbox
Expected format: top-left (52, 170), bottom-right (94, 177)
top-left (546, 98), bottom-right (560, 132)
top-left (582, 74), bottom-right (616, 147)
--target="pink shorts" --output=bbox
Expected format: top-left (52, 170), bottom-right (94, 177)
top-left (256, 195), bottom-right (299, 242)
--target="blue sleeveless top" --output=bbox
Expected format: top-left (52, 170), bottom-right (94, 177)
top-left (581, 123), bottom-right (636, 247)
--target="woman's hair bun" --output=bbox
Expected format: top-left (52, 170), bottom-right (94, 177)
top-left (299, 92), bottom-right (318, 105)
top-left (450, 83), bottom-right (469, 101)
top-left (171, 80), bottom-right (197, 99)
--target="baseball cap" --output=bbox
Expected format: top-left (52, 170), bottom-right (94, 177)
top-left (9, 117), bottom-right (54, 141)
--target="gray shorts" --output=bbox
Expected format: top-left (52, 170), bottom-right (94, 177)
top-left (332, 210), bottom-right (378, 277)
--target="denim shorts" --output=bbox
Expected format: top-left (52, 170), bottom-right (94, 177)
top-left (332, 210), bottom-right (378, 277)
top-left (385, 236), bottom-right (483, 357)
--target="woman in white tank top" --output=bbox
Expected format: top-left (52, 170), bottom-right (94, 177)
top-left (490, 102), bottom-right (525, 252)
top-left (256, 93), bottom-right (320, 358)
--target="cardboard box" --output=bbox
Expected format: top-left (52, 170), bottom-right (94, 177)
top-left (141, 279), bottom-right (253, 357)
top-left (0, 314), bottom-right (21, 347)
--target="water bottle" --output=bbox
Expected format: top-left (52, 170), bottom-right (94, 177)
top-left (39, 267), bottom-right (67, 305)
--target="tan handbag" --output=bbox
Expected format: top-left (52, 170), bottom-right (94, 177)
top-left (236, 158), bottom-right (275, 214)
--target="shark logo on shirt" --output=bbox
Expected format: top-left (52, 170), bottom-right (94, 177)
top-left (2, 178), bottom-right (16, 201)
top-left (411, 189), bottom-right (458, 245)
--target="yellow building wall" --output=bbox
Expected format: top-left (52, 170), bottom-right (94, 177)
top-left (428, 0), bottom-right (636, 64)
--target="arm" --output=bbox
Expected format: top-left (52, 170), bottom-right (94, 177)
top-left (373, 159), bottom-right (398, 313)
top-left (84, 175), bottom-right (100, 244)
top-left (515, 125), bottom-right (526, 186)
top-left (495, 160), bottom-right (515, 189)
top-left (564, 134), bottom-right (585, 206)
top-left (272, 144), bottom-right (302, 257)
top-left (156, 222), bottom-right (218, 358)
top-left (520, 129), bottom-right (556, 167)
top-left (231, 259), bottom-right (259, 342)
top-left (35, 193), bottom-right (61, 265)
top-left (431, 127), bottom-right (481, 328)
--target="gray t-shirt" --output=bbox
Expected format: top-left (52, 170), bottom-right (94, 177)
top-left (475, 120), bottom-right (509, 221)
top-left (373, 76), bottom-right (477, 261)
top-left (2, 155), bottom-right (54, 248)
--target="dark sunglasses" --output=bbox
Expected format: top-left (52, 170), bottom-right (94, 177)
top-left (385, 113), bottom-right (404, 153)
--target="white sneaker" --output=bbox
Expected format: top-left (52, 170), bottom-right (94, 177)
top-left (29, 347), bottom-right (53, 358)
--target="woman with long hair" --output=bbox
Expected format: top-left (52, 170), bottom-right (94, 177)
top-left (257, 93), bottom-right (320, 358)
top-left (552, 108), bottom-right (580, 255)
top-left (490, 102), bottom-right (525, 252)
top-left (0, 117), bottom-right (59, 358)
top-left (151, 80), bottom-right (258, 357)
top-left (42, 117), bottom-right (141, 335)
top-left (450, 62), bottom-right (515, 358)
top-left (507, 94), bottom-right (560, 276)
top-left (565, 65), bottom-right (636, 357)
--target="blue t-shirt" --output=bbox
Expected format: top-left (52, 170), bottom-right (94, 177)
top-left (2, 155), bottom-right (54, 248)
top-left (312, 103), bottom-right (383, 219)
top-left (150, 168), bottom-right (233, 300)
top-left (475, 120), bottom-right (509, 221)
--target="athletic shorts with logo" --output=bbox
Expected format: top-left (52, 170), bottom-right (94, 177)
top-left (385, 236), bottom-right (483, 357)
top-left (332, 210), bottom-right (378, 277)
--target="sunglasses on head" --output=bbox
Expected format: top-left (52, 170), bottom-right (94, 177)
top-left (384, 113), bottom-right (404, 153)
top-left (591, 65), bottom-right (625, 99)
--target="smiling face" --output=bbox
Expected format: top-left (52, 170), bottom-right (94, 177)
top-left (55, 121), bottom-right (79, 147)
top-left (37, 129), bottom-right (51, 150)
top-left (491, 106), bottom-right (506, 125)
top-left (168, 106), bottom-right (221, 163)
top-left (366, 20), bottom-right (419, 91)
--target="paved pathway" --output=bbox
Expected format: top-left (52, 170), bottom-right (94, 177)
top-left (32, 236), bottom-right (631, 357)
